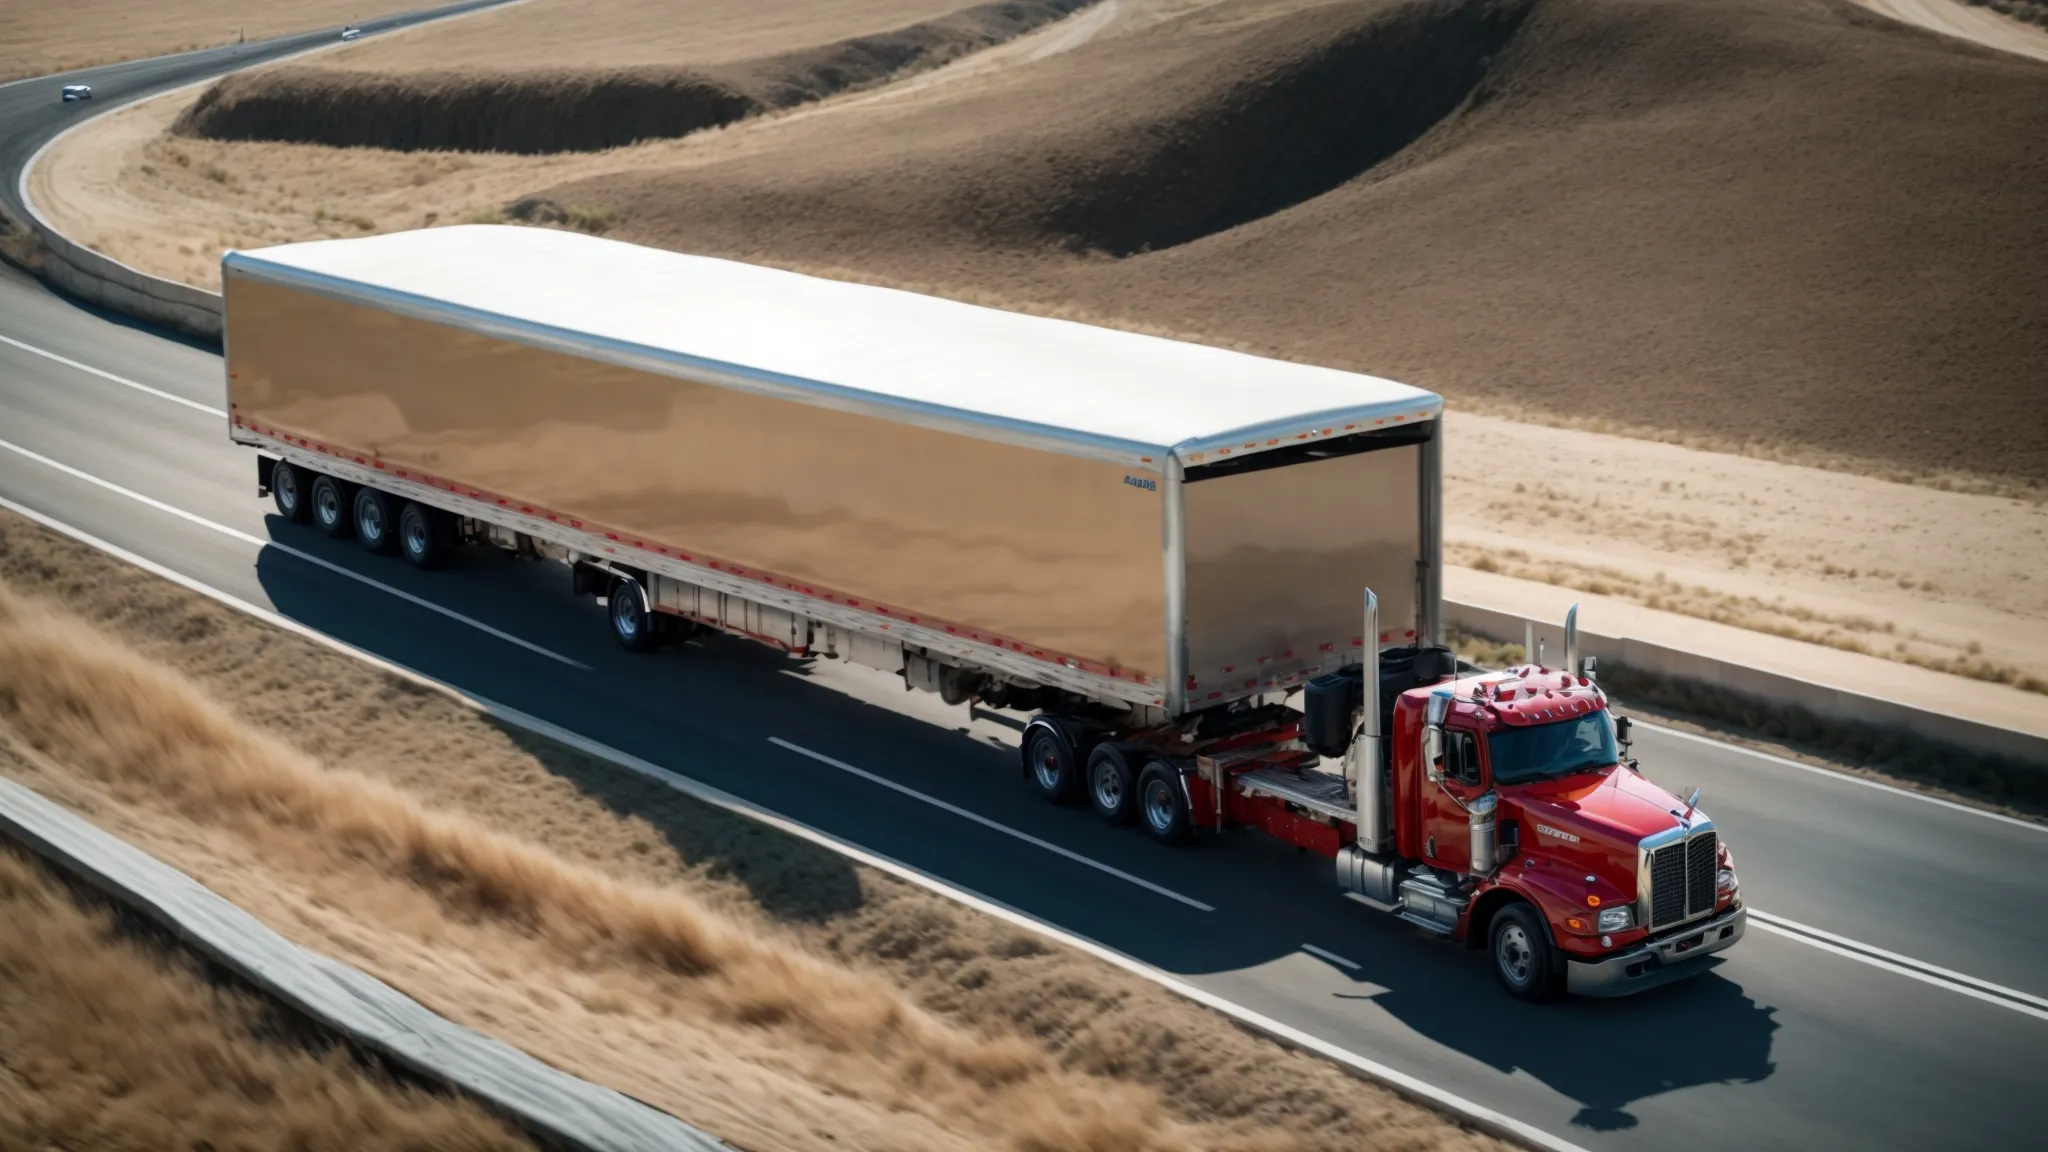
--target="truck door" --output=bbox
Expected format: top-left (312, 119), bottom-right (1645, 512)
top-left (1421, 726), bottom-right (1485, 873)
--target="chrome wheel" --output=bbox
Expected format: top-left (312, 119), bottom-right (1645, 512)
top-left (314, 483), bottom-right (342, 528)
top-left (612, 587), bottom-right (641, 640)
top-left (1035, 745), bottom-right (1063, 792)
top-left (358, 500), bottom-right (385, 544)
top-left (1143, 778), bottom-right (1177, 833)
top-left (1092, 759), bottom-right (1126, 813)
top-left (1496, 922), bottom-right (1536, 987)
top-left (275, 466), bottom-right (301, 516)
top-left (403, 513), bottom-right (429, 557)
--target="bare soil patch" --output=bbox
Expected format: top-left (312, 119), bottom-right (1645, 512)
top-left (176, 0), bottom-right (1095, 153)
top-left (0, 1), bottom-right (373, 82)
top-left (0, 839), bottom-right (536, 1152)
top-left (0, 508), bottom-right (1501, 1152)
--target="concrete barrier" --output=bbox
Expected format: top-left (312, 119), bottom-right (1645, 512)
top-left (1446, 599), bottom-right (2048, 773)
top-left (0, 775), bottom-right (728, 1152)
top-left (33, 224), bottom-right (224, 340)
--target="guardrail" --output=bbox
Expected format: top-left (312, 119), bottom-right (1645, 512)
top-left (0, 775), bottom-right (728, 1152)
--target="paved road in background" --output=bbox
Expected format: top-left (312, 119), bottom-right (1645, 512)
top-left (1, 0), bottom-right (512, 228)
top-left (2, 25), bottom-right (2045, 1152)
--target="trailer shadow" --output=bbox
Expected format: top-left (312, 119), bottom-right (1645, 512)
top-left (251, 523), bottom-right (1779, 1129)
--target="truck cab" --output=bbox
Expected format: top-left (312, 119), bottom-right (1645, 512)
top-left (1374, 665), bottom-right (1744, 998)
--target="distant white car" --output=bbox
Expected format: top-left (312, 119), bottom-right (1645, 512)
top-left (60, 84), bottom-right (92, 103)
top-left (340, 26), bottom-right (362, 40)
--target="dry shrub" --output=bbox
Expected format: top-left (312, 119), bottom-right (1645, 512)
top-left (0, 581), bottom-right (1284, 1152)
top-left (0, 843), bottom-right (534, 1151)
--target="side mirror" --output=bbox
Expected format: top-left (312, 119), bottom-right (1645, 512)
top-left (1614, 715), bottom-right (1632, 748)
top-left (1424, 726), bottom-right (1445, 782)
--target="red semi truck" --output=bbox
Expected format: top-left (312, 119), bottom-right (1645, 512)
top-left (222, 226), bottom-right (1743, 1001)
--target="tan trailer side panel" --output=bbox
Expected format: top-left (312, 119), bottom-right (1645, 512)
top-left (225, 276), bottom-right (1168, 680)
top-left (1181, 445), bottom-right (1421, 701)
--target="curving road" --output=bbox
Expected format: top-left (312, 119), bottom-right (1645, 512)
top-left (2, 24), bottom-right (2046, 1152)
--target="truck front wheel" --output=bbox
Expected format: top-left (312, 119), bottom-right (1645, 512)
top-left (608, 576), bottom-right (660, 653)
top-left (1489, 903), bottom-right (1563, 1002)
top-left (309, 474), bottom-right (352, 539)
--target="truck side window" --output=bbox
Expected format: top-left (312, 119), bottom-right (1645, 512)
top-left (1448, 731), bottom-right (1482, 787)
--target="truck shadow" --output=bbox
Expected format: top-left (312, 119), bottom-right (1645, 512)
top-left (1367, 963), bottom-right (1778, 1130)
top-left (250, 525), bottom-right (1780, 1125)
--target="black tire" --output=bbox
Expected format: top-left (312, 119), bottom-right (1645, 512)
top-left (608, 576), bottom-right (660, 653)
top-left (271, 460), bottom-right (311, 524)
top-left (308, 474), bottom-right (353, 539)
top-left (1021, 720), bottom-right (1080, 805)
top-left (1489, 902), bottom-right (1563, 1002)
top-left (397, 501), bottom-right (448, 570)
top-left (351, 486), bottom-right (398, 555)
top-left (1087, 743), bottom-right (1138, 825)
top-left (1137, 762), bottom-right (1193, 846)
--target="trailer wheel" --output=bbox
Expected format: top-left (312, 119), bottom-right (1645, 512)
top-left (1022, 720), bottom-right (1080, 805)
top-left (398, 502), bottom-right (448, 570)
top-left (1087, 743), bottom-right (1137, 825)
top-left (1138, 763), bottom-right (1192, 846)
top-left (271, 461), bottom-right (311, 524)
top-left (351, 487), bottom-right (399, 555)
top-left (608, 576), bottom-right (660, 653)
top-left (1489, 902), bottom-right (1562, 1003)
top-left (309, 474), bottom-right (352, 539)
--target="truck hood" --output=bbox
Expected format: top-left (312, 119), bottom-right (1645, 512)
top-left (1502, 766), bottom-right (1686, 872)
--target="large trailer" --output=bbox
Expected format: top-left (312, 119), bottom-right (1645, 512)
top-left (224, 226), bottom-right (1742, 1000)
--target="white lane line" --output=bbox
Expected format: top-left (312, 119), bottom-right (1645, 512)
top-left (0, 333), bottom-right (227, 417)
top-left (1642, 722), bottom-right (2047, 835)
top-left (1750, 909), bottom-right (2048, 1018)
top-left (0, 494), bottom-right (1615, 1152)
top-left (0, 436), bottom-right (589, 671)
top-left (1301, 943), bottom-right (1362, 971)
top-left (767, 737), bottom-right (1216, 913)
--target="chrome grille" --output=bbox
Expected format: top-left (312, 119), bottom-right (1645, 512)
top-left (1649, 844), bottom-right (1688, 928)
top-left (1644, 828), bottom-right (1718, 930)
top-left (1687, 831), bottom-right (1718, 918)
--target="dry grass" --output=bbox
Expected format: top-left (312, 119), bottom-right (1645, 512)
top-left (0, 1), bottom-right (372, 83)
top-left (0, 841), bottom-right (536, 1151)
top-left (1450, 543), bottom-right (2048, 696)
top-left (0, 509), bottom-right (1500, 1152)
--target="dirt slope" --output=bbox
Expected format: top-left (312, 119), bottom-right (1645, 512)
top-left (535, 0), bottom-right (2047, 486)
top-left (0, 841), bottom-right (535, 1152)
top-left (176, 0), bottom-right (1095, 152)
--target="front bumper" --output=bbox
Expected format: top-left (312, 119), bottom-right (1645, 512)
top-left (1567, 905), bottom-right (1746, 998)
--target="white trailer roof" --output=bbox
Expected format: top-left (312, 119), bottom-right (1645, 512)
top-left (225, 225), bottom-right (1441, 466)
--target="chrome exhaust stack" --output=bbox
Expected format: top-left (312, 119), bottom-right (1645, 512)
top-left (1338, 588), bottom-right (1400, 903)
top-left (1352, 588), bottom-right (1387, 853)
top-left (1565, 601), bottom-right (1580, 677)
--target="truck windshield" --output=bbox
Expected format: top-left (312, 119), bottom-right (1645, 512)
top-left (1488, 713), bottom-right (1618, 785)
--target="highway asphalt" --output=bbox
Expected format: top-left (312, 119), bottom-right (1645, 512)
top-left (3, 26), bottom-right (2046, 1152)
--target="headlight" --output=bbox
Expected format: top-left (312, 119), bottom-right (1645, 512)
top-left (1717, 868), bottom-right (1738, 893)
top-left (1597, 905), bottom-right (1635, 932)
